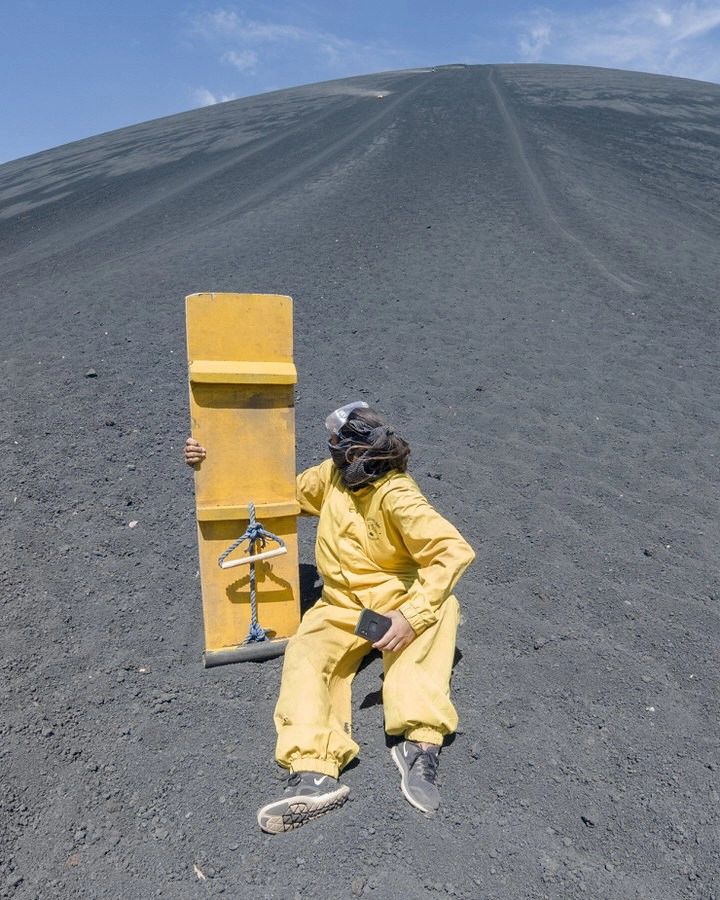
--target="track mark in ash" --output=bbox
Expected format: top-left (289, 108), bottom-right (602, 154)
top-left (0, 75), bottom-right (432, 278)
top-left (487, 68), bottom-right (645, 295)
top-left (181, 75), bottom-right (433, 229)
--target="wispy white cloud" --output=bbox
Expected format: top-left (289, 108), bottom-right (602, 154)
top-left (187, 7), bottom-right (401, 86)
top-left (519, 24), bottom-right (552, 60)
top-left (195, 10), bottom-right (309, 45)
top-left (192, 88), bottom-right (238, 107)
top-left (222, 49), bottom-right (258, 73)
top-left (516, 1), bottom-right (720, 82)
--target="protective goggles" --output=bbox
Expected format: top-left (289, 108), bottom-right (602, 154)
top-left (325, 401), bottom-right (369, 435)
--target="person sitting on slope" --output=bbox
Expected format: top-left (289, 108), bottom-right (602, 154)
top-left (184, 401), bottom-right (474, 833)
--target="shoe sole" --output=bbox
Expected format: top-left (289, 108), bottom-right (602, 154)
top-left (390, 745), bottom-right (438, 816)
top-left (257, 784), bottom-right (349, 834)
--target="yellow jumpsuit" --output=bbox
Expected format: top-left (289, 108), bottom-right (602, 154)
top-left (274, 459), bottom-right (475, 777)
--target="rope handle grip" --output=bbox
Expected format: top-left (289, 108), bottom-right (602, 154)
top-left (215, 501), bottom-right (286, 645)
top-left (219, 545), bottom-right (287, 569)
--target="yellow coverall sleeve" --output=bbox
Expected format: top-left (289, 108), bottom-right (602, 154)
top-left (388, 488), bottom-right (475, 635)
top-left (295, 459), bottom-right (333, 517)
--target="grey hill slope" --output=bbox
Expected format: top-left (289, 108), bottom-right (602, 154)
top-left (1, 64), bottom-right (719, 899)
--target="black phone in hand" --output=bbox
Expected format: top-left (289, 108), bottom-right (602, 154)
top-left (354, 608), bottom-right (392, 642)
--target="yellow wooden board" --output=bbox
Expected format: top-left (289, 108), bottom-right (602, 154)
top-left (186, 292), bottom-right (300, 665)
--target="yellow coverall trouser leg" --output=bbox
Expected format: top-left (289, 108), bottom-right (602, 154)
top-left (383, 595), bottom-right (460, 745)
top-left (273, 594), bottom-right (460, 777)
top-left (273, 597), bottom-right (369, 778)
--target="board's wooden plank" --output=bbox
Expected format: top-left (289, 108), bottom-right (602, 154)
top-left (186, 293), bottom-right (300, 664)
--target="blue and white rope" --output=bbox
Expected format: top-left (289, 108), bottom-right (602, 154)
top-left (217, 502), bottom-right (285, 644)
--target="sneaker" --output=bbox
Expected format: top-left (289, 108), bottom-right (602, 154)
top-left (257, 771), bottom-right (349, 834)
top-left (391, 740), bottom-right (441, 815)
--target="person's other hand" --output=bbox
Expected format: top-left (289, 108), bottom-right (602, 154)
top-left (373, 609), bottom-right (416, 653)
top-left (184, 437), bottom-right (206, 467)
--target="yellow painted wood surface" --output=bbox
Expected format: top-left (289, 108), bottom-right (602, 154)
top-left (186, 293), bottom-right (300, 662)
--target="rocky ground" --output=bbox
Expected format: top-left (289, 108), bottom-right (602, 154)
top-left (1, 64), bottom-right (719, 898)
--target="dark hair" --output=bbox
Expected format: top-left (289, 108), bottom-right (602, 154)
top-left (338, 407), bottom-right (411, 474)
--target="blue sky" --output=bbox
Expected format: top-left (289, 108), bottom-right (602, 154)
top-left (2, 0), bottom-right (720, 163)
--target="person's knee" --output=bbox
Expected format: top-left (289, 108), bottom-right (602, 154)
top-left (282, 639), bottom-right (321, 680)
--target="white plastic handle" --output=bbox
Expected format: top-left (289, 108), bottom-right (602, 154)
top-left (219, 546), bottom-right (288, 569)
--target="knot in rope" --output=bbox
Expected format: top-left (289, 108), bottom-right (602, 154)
top-left (217, 502), bottom-right (285, 645)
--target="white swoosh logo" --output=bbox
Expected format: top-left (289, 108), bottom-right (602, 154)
top-left (313, 777), bottom-right (326, 786)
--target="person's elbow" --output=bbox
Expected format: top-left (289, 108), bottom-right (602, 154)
top-left (457, 539), bottom-right (476, 571)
